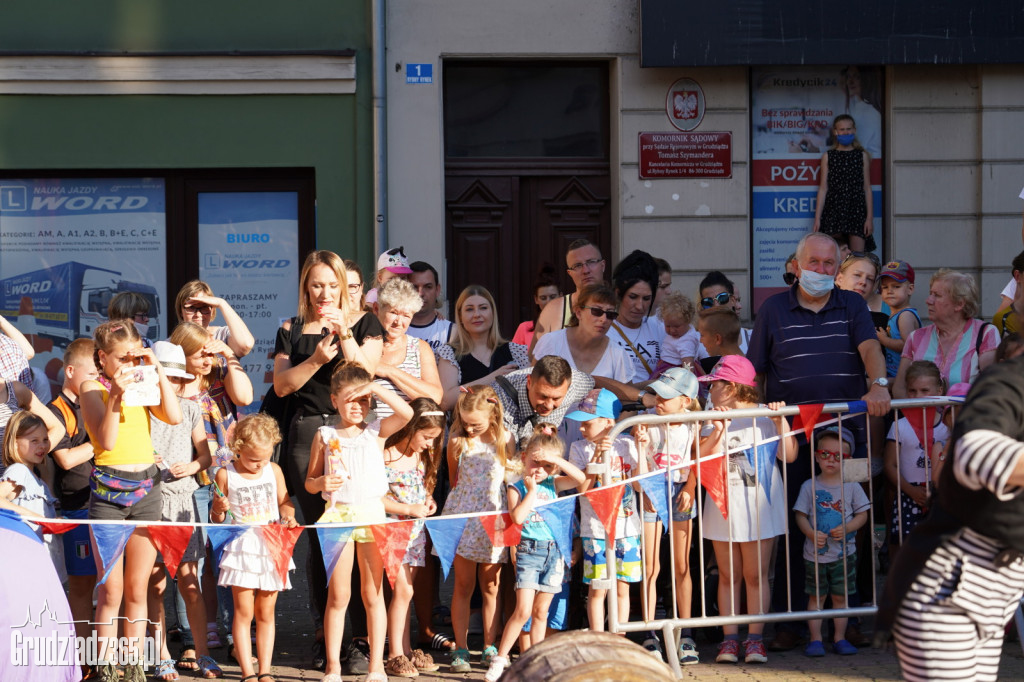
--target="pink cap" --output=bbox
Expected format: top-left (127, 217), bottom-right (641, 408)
top-left (697, 354), bottom-right (757, 387)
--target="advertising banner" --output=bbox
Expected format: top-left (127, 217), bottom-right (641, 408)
top-left (198, 192), bottom-right (299, 412)
top-left (750, 66), bottom-right (883, 311)
top-left (0, 178), bottom-right (166, 395)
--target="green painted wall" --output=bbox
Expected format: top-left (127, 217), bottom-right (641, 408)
top-left (0, 0), bottom-right (374, 263)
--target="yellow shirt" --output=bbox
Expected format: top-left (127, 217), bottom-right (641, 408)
top-left (85, 388), bottom-right (155, 467)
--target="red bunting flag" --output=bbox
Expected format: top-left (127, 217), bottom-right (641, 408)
top-left (792, 404), bottom-right (826, 442)
top-left (584, 484), bottom-right (623, 543)
top-left (903, 407), bottom-right (938, 454)
top-left (480, 513), bottom-right (522, 548)
top-left (698, 451), bottom-right (729, 520)
top-left (370, 521), bottom-right (415, 589)
top-left (259, 524), bottom-right (304, 585)
top-left (34, 520), bottom-right (78, 535)
top-left (149, 525), bottom-right (195, 579)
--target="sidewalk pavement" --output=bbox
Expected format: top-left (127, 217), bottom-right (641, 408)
top-left (181, 534), bottom-right (1024, 681)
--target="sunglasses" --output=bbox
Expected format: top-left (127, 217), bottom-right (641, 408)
top-left (843, 251), bottom-right (881, 269)
top-left (783, 272), bottom-right (798, 285)
top-left (700, 292), bottom-right (732, 309)
top-left (814, 448), bottom-right (850, 462)
top-left (584, 306), bottom-right (619, 321)
top-left (183, 304), bottom-right (213, 315)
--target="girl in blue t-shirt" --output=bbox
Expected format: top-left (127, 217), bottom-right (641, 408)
top-left (484, 432), bottom-right (585, 682)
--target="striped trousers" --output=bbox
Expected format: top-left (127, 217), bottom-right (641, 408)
top-left (893, 528), bottom-right (1024, 682)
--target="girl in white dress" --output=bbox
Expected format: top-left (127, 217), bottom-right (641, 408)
top-left (304, 361), bottom-right (413, 682)
top-left (212, 414), bottom-right (297, 682)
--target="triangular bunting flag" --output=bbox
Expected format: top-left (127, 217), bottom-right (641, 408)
top-left (0, 508), bottom-right (42, 543)
top-left (480, 513), bottom-right (522, 549)
top-left (206, 525), bottom-right (250, 569)
top-left (745, 440), bottom-right (779, 503)
top-left (792, 404), bottom-right (825, 442)
top-left (697, 450), bottom-right (729, 520)
top-left (637, 475), bottom-right (671, 532)
top-left (93, 523), bottom-right (137, 585)
top-left (259, 524), bottom-right (304, 586)
top-left (315, 526), bottom-right (354, 586)
top-left (370, 521), bottom-right (415, 589)
top-left (903, 407), bottom-right (938, 454)
top-left (149, 525), bottom-right (195, 579)
top-left (537, 498), bottom-right (576, 567)
top-left (584, 484), bottom-right (624, 544)
top-left (424, 517), bottom-right (469, 580)
top-left (34, 520), bottom-right (78, 535)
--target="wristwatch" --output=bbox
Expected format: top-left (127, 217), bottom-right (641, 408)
top-left (636, 389), bottom-right (648, 403)
top-left (338, 328), bottom-right (354, 341)
top-left (871, 377), bottom-right (889, 388)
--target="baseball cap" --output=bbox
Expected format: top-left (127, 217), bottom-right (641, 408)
top-left (565, 388), bottom-right (622, 422)
top-left (153, 341), bottom-right (194, 380)
top-left (817, 425), bottom-right (855, 452)
top-left (879, 260), bottom-right (915, 284)
top-left (648, 367), bottom-right (699, 400)
top-left (377, 246), bottom-right (413, 274)
top-left (696, 355), bottom-right (757, 388)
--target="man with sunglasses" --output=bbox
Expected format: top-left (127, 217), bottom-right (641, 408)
top-left (747, 231), bottom-right (889, 651)
top-left (531, 239), bottom-right (605, 356)
top-left (698, 271), bottom-right (753, 354)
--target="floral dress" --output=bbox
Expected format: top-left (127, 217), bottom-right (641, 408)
top-left (386, 458), bottom-right (429, 567)
top-left (440, 439), bottom-right (508, 564)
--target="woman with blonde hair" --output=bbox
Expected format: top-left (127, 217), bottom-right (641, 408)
top-left (436, 284), bottom-right (529, 410)
top-left (174, 279), bottom-right (256, 358)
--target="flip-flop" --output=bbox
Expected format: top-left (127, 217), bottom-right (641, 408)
top-left (176, 651), bottom-right (198, 671)
top-left (419, 632), bottom-right (457, 652)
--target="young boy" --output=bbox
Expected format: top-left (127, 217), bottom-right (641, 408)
top-left (485, 432), bottom-right (585, 681)
top-left (695, 307), bottom-right (744, 376)
top-left (876, 260), bottom-right (921, 378)
top-left (794, 426), bottom-right (871, 658)
top-left (565, 389), bottom-right (643, 633)
top-left (47, 338), bottom-right (99, 667)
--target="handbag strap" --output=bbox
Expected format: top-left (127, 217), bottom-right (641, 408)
top-left (611, 322), bottom-right (653, 376)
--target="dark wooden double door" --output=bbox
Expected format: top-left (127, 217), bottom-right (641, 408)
top-left (444, 167), bottom-right (611, 339)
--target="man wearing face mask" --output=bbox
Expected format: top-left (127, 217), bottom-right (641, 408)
top-left (746, 231), bottom-right (890, 651)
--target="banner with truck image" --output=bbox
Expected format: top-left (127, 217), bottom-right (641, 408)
top-left (0, 178), bottom-right (166, 396)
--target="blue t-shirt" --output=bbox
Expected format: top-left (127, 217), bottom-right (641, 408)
top-left (885, 308), bottom-right (921, 377)
top-left (511, 475), bottom-right (557, 542)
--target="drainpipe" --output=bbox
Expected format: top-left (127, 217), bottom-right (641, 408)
top-left (372, 0), bottom-right (387, 256)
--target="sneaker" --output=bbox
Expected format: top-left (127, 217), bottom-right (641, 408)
top-left (743, 639), bottom-right (767, 664)
top-left (715, 639), bottom-right (739, 664)
top-left (449, 648), bottom-right (472, 674)
top-left (804, 640), bottom-right (826, 657)
top-left (678, 636), bottom-right (699, 665)
top-left (481, 644), bottom-right (499, 665)
top-left (642, 635), bottom-right (664, 660)
top-left (343, 638), bottom-right (371, 676)
top-left (833, 639), bottom-right (858, 655)
top-left (484, 654), bottom-right (509, 682)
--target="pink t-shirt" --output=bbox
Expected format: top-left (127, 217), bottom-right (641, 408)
top-left (901, 319), bottom-right (999, 385)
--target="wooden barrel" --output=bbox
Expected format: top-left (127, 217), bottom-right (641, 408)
top-left (503, 630), bottom-right (675, 681)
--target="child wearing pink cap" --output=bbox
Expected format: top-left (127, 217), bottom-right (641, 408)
top-left (697, 355), bottom-right (798, 665)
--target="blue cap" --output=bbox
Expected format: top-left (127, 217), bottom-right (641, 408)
top-left (817, 425), bottom-right (855, 452)
top-left (565, 388), bottom-right (622, 422)
top-left (648, 367), bottom-right (699, 400)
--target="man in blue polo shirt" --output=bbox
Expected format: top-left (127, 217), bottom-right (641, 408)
top-left (747, 231), bottom-right (890, 652)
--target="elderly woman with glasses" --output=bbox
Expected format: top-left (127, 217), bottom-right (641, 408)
top-left (174, 280), bottom-right (256, 358)
top-left (531, 283), bottom-right (631, 383)
top-left (698, 271), bottom-right (753, 353)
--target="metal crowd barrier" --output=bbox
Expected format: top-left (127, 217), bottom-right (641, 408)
top-left (598, 397), bottom-right (962, 678)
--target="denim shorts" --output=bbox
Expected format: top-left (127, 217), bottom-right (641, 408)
top-left (642, 479), bottom-right (695, 524)
top-left (515, 538), bottom-right (564, 594)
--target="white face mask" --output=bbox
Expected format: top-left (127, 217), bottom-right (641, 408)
top-left (798, 268), bottom-right (836, 297)
top-left (134, 321), bottom-right (150, 338)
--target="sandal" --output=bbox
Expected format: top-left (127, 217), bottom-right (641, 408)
top-left (431, 605), bottom-right (452, 627)
top-left (409, 649), bottom-right (439, 673)
top-left (321, 675), bottom-right (343, 682)
top-left (256, 676), bottom-right (276, 682)
top-left (175, 650), bottom-right (198, 671)
top-left (385, 655), bottom-right (419, 678)
top-left (195, 655), bottom-right (223, 679)
top-left (154, 659), bottom-right (179, 681)
top-left (419, 633), bottom-right (456, 652)
top-left (362, 674), bottom-right (389, 682)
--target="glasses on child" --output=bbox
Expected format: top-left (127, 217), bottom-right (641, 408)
top-left (183, 304), bottom-right (213, 315)
top-left (814, 448), bottom-right (849, 462)
top-left (132, 312), bottom-right (150, 322)
top-left (568, 258), bottom-right (603, 273)
top-left (700, 292), bottom-right (732, 309)
top-left (585, 306), bottom-right (619, 321)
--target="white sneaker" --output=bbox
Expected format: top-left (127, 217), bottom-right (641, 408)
top-left (642, 636), bottom-right (664, 660)
top-left (484, 654), bottom-right (509, 682)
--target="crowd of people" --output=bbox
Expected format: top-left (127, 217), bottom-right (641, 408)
top-left (3, 122), bottom-right (1024, 682)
